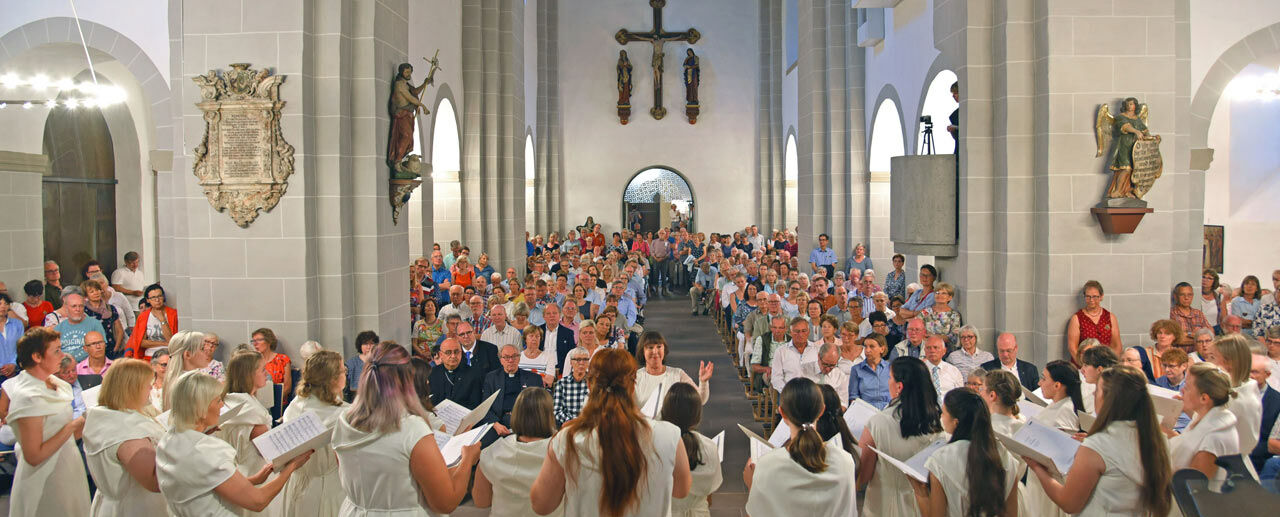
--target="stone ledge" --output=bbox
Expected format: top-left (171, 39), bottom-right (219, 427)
top-left (0, 151), bottom-right (49, 174)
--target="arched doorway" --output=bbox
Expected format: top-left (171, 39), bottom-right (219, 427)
top-left (917, 70), bottom-right (958, 155)
top-left (42, 96), bottom-right (119, 279)
top-left (622, 167), bottom-right (695, 235)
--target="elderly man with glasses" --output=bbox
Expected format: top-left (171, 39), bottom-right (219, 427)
top-left (553, 346), bottom-right (592, 425)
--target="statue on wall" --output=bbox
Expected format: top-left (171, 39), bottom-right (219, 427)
top-left (387, 52), bottom-right (441, 224)
top-left (617, 50), bottom-right (633, 124)
top-left (1095, 97), bottom-right (1162, 202)
top-left (683, 48), bottom-right (700, 124)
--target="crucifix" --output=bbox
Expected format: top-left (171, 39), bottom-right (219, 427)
top-left (615, 0), bottom-right (700, 120)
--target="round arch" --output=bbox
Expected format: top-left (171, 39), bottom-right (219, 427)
top-left (916, 68), bottom-right (958, 155)
top-left (783, 128), bottom-right (799, 230)
top-left (620, 166), bottom-right (697, 235)
top-left (1190, 22), bottom-right (1280, 150)
top-left (868, 94), bottom-right (907, 174)
top-left (419, 83), bottom-right (460, 165)
top-left (868, 84), bottom-right (908, 170)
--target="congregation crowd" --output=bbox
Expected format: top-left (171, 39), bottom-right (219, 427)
top-left (0, 216), bottom-right (1278, 517)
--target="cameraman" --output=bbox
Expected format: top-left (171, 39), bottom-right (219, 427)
top-left (947, 81), bottom-right (959, 155)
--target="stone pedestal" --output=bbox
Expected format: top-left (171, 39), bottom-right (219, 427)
top-left (1091, 207), bottom-right (1154, 234)
top-left (889, 155), bottom-right (957, 257)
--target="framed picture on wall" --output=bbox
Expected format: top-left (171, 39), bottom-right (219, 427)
top-left (1203, 225), bottom-right (1224, 274)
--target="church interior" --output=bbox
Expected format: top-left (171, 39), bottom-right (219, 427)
top-left (1, 0), bottom-right (1280, 515)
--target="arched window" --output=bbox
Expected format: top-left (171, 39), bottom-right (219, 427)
top-left (525, 133), bottom-right (535, 232)
top-left (430, 98), bottom-right (462, 245)
top-left (869, 99), bottom-right (905, 173)
top-left (784, 133), bottom-right (798, 229)
top-left (917, 70), bottom-right (959, 155)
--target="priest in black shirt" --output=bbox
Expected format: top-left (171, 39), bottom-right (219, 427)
top-left (427, 338), bottom-right (483, 408)
top-left (480, 344), bottom-right (544, 445)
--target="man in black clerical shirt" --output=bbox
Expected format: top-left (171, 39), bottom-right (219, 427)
top-left (480, 344), bottom-right (544, 445)
top-left (428, 338), bottom-right (482, 408)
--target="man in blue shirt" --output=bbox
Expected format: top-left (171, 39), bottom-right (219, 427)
top-left (429, 250), bottom-right (452, 306)
top-left (689, 262), bottom-right (718, 316)
top-left (609, 282), bottom-right (639, 328)
top-left (808, 233), bottom-right (838, 279)
top-left (849, 334), bottom-right (892, 409)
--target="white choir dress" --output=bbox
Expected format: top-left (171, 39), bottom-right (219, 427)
top-left (478, 435), bottom-right (562, 517)
top-left (1224, 380), bottom-right (1261, 455)
top-left (670, 432), bottom-right (723, 517)
top-left (634, 366), bottom-right (709, 406)
top-left (1076, 421), bottom-right (1145, 516)
top-left (213, 391), bottom-right (277, 517)
top-left (83, 406), bottom-right (169, 516)
top-left (280, 394), bottom-right (350, 517)
top-left (1169, 405), bottom-right (1239, 517)
top-left (331, 412), bottom-right (444, 517)
top-left (862, 403), bottom-right (944, 517)
top-left (2, 371), bottom-right (91, 517)
top-left (157, 428), bottom-right (244, 517)
top-left (990, 412), bottom-right (1030, 517)
top-left (1022, 396), bottom-right (1080, 517)
top-left (924, 439), bottom-right (1020, 517)
top-left (549, 420), bottom-right (682, 517)
top-left (745, 441), bottom-right (858, 517)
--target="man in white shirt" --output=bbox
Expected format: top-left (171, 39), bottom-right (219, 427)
top-left (810, 342), bottom-right (851, 409)
top-left (923, 335), bottom-right (963, 399)
top-left (480, 305), bottom-right (521, 348)
top-left (437, 285), bottom-right (473, 321)
top-left (110, 251), bottom-right (146, 307)
top-left (771, 317), bottom-right (819, 392)
top-left (747, 225), bottom-right (766, 252)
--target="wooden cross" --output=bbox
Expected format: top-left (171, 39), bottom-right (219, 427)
top-left (615, 0), bottom-right (700, 120)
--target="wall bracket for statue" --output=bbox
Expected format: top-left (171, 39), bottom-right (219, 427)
top-left (191, 63), bottom-right (295, 228)
top-left (1091, 97), bottom-right (1161, 234)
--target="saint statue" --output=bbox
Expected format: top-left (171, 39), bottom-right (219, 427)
top-left (617, 50), bottom-right (633, 106)
top-left (683, 48), bottom-right (700, 105)
top-left (1095, 97), bottom-right (1162, 200)
top-left (387, 63), bottom-right (432, 178)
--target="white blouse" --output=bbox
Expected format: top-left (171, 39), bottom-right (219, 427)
top-left (670, 432), bottom-right (723, 517)
top-left (1024, 398), bottom-right (1076, 517)
top-left (1170, 405), bottom-right (1239, 483)
top-left (634, 366), bottom-right (709, 407)
top-left (83, 406), bottom-right (168, 516)
top-left (745, 441), bottom-right (858, 517)
top-left (863, 403), bottom-right (944, 517)
top-left (2, 371), bottom-right (91, 517)
top-left (924, 440), bottom-right (1020, 517)
top-left (479, 435), bottom-right (561, 517)
top-left (1077, 421), bottom-right (1146, 517)
top-left (1032, 397), bottom-right (1080, 431)
top-left (280, 394), bottom-right (350, 517)
top-left (550, 420), bottom-right (682, 517)
top-left (213, 392), bottom-right (273, 477)
top-left (1224, 380), bottom-right (1262, 455)
top-left (157, 429), bottom-right (242, 517)
top-left (331, 412), bottom-right (442, 516)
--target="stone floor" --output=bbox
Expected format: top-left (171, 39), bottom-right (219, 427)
top-left (452, 295), bottom-right (761, 516)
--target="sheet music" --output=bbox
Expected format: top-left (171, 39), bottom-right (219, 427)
top-left (640, 383), bottom-right (664, 419)
top-left (438, 423), bottom-right (492, 467)
top-left (435, 391), bottom-right (499, 435)
top-left (1077, 410), bottom-right (1096, 431)
top-left (712, 431), bottom-right (725, 462)
top-left (997, 420), bottom-right (1080, 480)
top-left (1017, 400), bottom-right (1044, 420)
top-left (1146, 384), bottom-right (1185, 427)
top-left (843, 399), bottom-right (880, 440)
top-left (1022, 386), bottom-right (1048, 406)
top-left (738, 424), bottom-right (776, 460)
top-left (768, 423), bottom-right (790, 447)
top-left (252, 411), bottom-right (332, 470)
top-left (81, 385), bottom-right (101, 408)
top-left (869, 438), bottom-right (946, 483)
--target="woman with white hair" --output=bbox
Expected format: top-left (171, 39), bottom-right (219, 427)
top-left (199, 333), bottom-right (226, 381)
top-left (553, 346), bottom-right (592, 426)
top-left (161, 330), bottom-right (210, 411)
top-left (156, 371), bottom-right (311, 516)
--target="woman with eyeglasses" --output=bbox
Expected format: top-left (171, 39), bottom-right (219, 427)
top-left (553, 347), bottom-right (592, 426)
top-left (148, 348), bottom-right (169, 411)
top-left (1067, 280), bottom-right (1122, 366)
top-left (125, 284), bottom-right (177, 360)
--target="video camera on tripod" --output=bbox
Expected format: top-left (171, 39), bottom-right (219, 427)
top-left (919, 115), bottom-right (936, 155)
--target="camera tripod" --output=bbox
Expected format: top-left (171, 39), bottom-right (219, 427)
top-left (920, 120), bottom-right (936, 155)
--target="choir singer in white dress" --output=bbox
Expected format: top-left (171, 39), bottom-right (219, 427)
top-left (0, 327), bottom-right (90, 516)
top-left (280, 350), bottom-right (350, 517)
top-left (662, 382), bottom-right (723, 517)
top-left (84, 358), bottom-right (168, 516)
top-left (744, 377), bottom-right (857, 517)
top-left (908, 389), bottom-right (1018, 517)
top-left (857, 357), bottom-right (944, 517)
top-left (156, 371), bottom-right (311, 516)
top-left (531, 347), bottom-right (692, 517)
top-left (1026, 365), bottom-right (1172, 517)
top-left (474, 387), bottom-right (563, 517)
top-left (1170, 363), bottom-right (1240, 482)
top-left (331, 342), bottom-right (480, 516)
top-left (634, 330), bottom-right (712, 407)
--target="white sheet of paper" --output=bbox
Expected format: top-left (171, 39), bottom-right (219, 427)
top-left (712, 431), bottom-right (725, 462)
top-left (1017, 400), bottom-right (1044, 420)
top-left (1146, 384), bottom-right (1185, 427)
top-left (870, 438), bottom-right (946, 484)
top-left (518, 357), bottom-right (549, 375)
top-left (252, 411), bottom-right (332, 471)
top-left (1022, 386), bottom-right (1048, 407)
top-left (155, 400), bottom-right (244, 429)
top-left (438, 423), bottom-right (493, 467)
top-left (768, 423), bottom-right (790, 447)
top-left (843, 399), bottom-right (880, 440)
top-left (640, 383), bottom-right (664, 419)
top-left (435, 391), bottom-right (500, 435)
top-left (996, 420), bottom-right (1080, 481)
top-left (738, 424), bottom-right (776, 460)
top-left (81, 385), bottom-right (101, 408)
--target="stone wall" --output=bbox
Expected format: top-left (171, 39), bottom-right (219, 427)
top-left (0, 153), bottom-right (46, 293)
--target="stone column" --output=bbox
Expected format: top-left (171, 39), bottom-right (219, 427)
top-left (756, 0), bottom-right (785, 231)
top-left (796, 0), bottom-right (867, 267)
top-left (536, 0), bottom-right (564, 234)
top-left (937, 0), bottom-right (1194, 363)
top-left (462, 0), bottom-right (527, 272)
top-left (163, 0), bottom-right (414, 359)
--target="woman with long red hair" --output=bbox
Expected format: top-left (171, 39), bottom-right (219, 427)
top-left (531, 347), bottom-right (692, 517)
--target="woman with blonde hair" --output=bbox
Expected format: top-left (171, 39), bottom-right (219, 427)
top-left (474, 388), bottom-right (562, 517)
top-left (1210, 333), bottom-right (1262, 458)
top-left (214, 350), bottom-right (274, 491)
top-left (1027, 366), bottom-right (1172, 517)
top-left (332, 343), bottom-right (479, 515)
top-left (745, 377), bottom-right (857, 516)
top-left (84, 358), bottom-right (168, 516)
top-left (531, 348), bottom-right (692, 517)
top-left (279, 350), bottom-right (349, 517)
top-left (157, 371), bottom-right (311, 516)
top-left (161, 330), bottom-right (208, 411)
top-left (1170, 363), bottom-right (1239, 482)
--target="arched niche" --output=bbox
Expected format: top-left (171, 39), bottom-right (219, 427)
top-left (916, 69), bottom-right (958, 155)
top-left (621, 167), bottom-right (696, 235)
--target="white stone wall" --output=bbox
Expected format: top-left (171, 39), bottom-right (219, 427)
top-left (0, 163), bottom-right (44, 292)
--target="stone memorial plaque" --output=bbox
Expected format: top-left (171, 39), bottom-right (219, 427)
top-left (192, 63), bottom-right (295, 227)
top-left (1129, 139), bottom-right (1163, 199)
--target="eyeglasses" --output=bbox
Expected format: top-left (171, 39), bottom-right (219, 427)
top-left (440, 350), bottom-right (461, 356)
top-left (499, 354), bottom-right (520, 360)
top-left (820, 361), bottom-right (839, 369)
top-left (156, 361), bottom-right (169, 367)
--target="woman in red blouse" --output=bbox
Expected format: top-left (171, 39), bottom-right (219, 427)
top-left (251, 327), bottom-right (293, 403)
top-left (1066, 280), bottom-right (1123, 365)
top-left (451, 255), bottom-right (475, 288)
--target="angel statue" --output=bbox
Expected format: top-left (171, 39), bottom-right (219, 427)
top-left (1095, 97), bottom-right (1163, 200)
